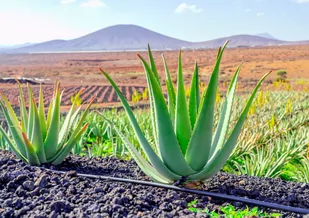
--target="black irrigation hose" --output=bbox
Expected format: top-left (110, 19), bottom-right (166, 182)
top-left (39, 167), bottom-right (309, 215)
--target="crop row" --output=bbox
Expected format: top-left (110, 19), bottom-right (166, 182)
top-left (0, 85), bottom-right (146, 106)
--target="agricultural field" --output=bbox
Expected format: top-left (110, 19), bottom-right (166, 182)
top-left (1, 44), bottom-right (309, 217)
top-left (1, 44), bottom-right (309, 182)
top-left (0, 44), bottom-right (309, 108)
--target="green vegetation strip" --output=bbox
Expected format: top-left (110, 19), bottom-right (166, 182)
top-left (188, 200), bottom-right (281, 217)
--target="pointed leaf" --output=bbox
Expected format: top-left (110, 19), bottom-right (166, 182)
top-left (188, 62), bottom-right (200, 129)
top-left (162, 54), bottom-right (176, 125)
top-left (0, 126), bottom-right (27, 162)
top-left (51, 123), bottom-right (88, 165)
top-left (16, 80), bottom-right (28, 131)
top-left (148, 44), bottom-right (160, 84)
top-left (189, 72), bottom-right (270, 180)
top-left (44, 82), bottom-right (61, 159)
top-left (186, 41), bottom-right (228, 171)
top-left (101, 114), bottom-right (175, 184)
top-left (21, 132), bottom-right (40, 165)
top-left (210, 65), bottom-right (241, 157)
top-left (0, 94), bottom-right (27, 157)
top-left (137, 56), bottom-right (196, 175)
top-left (26, 84), bottom-right (34, 140)
top-left (0, 92), bottom-right (22, 130)
top-left (100, 69), bottom-right (182, 180)
top-left (64, 98), bottom-right (94, 148)
top-left (46, 97), bottom-right (54, 130)
top-left (175, 50), bottom-right (192, 155)
top-left (144, 65), bottom-right (159, 153)
top-left (166, 81), bottom-right (176, 124)
top-left (58, 105), bottom-right (79, 146)
top-left (38, 84), bottom-right (47, 140)
top-left (30, 98), bottom-right (46, 163)
top-left (58, 88), bottom-right (85, 145)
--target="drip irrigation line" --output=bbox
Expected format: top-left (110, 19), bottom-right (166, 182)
top-left (39, 167), bottom-right (309, 215)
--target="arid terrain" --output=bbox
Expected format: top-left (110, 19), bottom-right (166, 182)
top-left (0, 44), bottom-right (309, 107)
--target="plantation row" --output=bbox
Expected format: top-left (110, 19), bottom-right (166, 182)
top-left (0, 84), bottom-right (147, 106)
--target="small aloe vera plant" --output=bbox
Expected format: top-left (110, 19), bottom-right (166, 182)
top-left (100, 41), bottom-right (270, 184)
top-left (0, 81), bottom-right (93, 165)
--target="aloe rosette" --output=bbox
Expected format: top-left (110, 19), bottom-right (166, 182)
top-left (100, 41), bottom-right (270, 184)
top-left (0, 81), bottom-right (93, 165)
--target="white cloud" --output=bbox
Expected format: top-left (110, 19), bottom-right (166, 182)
top-left (257, 12), bottom-right (264, 16)
top-left (294, 0), bottom-right (309, 3)
top-left (245, 8), bottom-right (252, 12)
top-left (81, 0), bottom-right (106, 7)
top-left (60, 0), bottom-right (76, 4)
top-left (175, 3), bottom-right (203, 14)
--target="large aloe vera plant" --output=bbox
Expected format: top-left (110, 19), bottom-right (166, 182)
top-left (0, 81), bottom-right (93, 165)
top-left (100, 42), bottom-right (270, 184)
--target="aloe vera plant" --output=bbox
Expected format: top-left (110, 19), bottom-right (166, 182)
top-left (100, 42), bottom-right (270, 184)
top-left (0, 81), bottom-right (93, 165)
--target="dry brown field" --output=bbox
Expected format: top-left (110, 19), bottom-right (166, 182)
top-left (0, 44), bottom-right (309, 107)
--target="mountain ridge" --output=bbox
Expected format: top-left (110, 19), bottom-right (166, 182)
top-left (4, 24), bottom-right (309, 53)
top-left (256, 33), bottom-right (278, 40)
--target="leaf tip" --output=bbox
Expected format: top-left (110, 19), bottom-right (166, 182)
top-left (82, 123), bottom-right (89, 130)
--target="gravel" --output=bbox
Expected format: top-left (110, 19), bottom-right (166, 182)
top-left (0, 150), bottom-right (308, 217)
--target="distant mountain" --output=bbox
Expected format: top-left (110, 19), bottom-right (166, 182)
top-left (0, 42), bottom-right (36, 51)
top-left (4, 24), bottom-right (309, 53)
top-left (191, 35), bottom-right (285, 49)
top-left (256, 33), bottom-right (278, 40)
top-left (10, 25), bottom-right (191, 53)
top-left (12, 40), bottom-right (66, 53)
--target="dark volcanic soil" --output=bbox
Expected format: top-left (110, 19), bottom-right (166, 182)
top-left (0, 150), bottom-right (308, 217)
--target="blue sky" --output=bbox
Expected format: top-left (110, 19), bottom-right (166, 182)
top-left (0, 0), bottom-right (308, 44)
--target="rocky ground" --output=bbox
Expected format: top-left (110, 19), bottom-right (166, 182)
top-left (0, 150), bottom-right (308, 217)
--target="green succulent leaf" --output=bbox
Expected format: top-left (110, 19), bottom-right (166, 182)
top-left (175, 50), bottom-right (192, 155)
top-left (22, 132), bottom-right (40, 165)
top-left (101, 41), bottom-right (269, 184)
top-left (27, 85), bottom-right (34, 141)
top-left (0, 126), bottom-right (27, 162)
top-left (188, 62), bottom-right (200, 129)
top-left (189, 72), bottom-right (271, 180)
top-left (138, 55), bottom-right (196, 175)
top-left (30, 97), bottom-right (46, 163)
top-left (99, 113), bottom-right (175, 184)
top-left (148, 44), bottom-right (160, 85)
top-left (51, 123), bottom-right (88, 165)
top-left (100, 69), bottom-right (181, 181)
top-left (16, 80), bottom-right (28, 132)
top-left (210, 64), bottom-right (241, 157)
top-left (186, 41), bottom-right (228, 171)
top-left (58, 89), bottom-right (84, 146)
top-left (145, 52), bottom-right (159, 153)
top-left (0, 93), bottom-right (27, 157)
top-left (162, 54), bottom-right (176, 124)
top-left (0, 81), bottom-right (91, 166)
top-left (44, 83), bottom-right (61, 159)
top-left (38, 84), bottom-right (47, 141)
